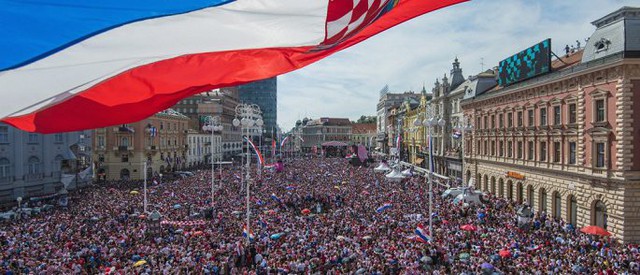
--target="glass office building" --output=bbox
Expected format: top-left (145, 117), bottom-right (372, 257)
top-left (238, 77), bottom-right (278, 137)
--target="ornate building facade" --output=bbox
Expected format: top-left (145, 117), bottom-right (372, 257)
top-left (93, 109), bottom-right (189, 181)
top-left (462, 6), bottom-right (640, 242)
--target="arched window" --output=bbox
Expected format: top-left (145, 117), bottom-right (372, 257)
top-left (121, 137), bottom-right (129, 147)
top-left (553, 192), bottom-right (562, 218)
top-left (0, 158), bottom-right (10, 179)
top-left (499, 179), bottom-right (504, 198)
top-left (491, 177), bottom-right (496, 194)
top-left (507, 180), bottom-right (513, 200)
top-left (568, 195), bottom-right (578, 226)
top-left (593, 200), bottom-right (607, 229)
top-left (516, 182), bottom-right (523, 204)
top-left (484, 175), bottom-right (489, 191)
top-left (539, 188), bottom-right (547, 214)
top-left (120, 169), bottom-right (130, 180)
top-left (27, 156), bottom-right (40, 175)
top-left (527, 185), bottom-right (534, 209)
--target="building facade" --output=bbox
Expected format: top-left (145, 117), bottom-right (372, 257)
top-left (375, 88), bottom-right (421, 152)
top-left (462, 7), bottom-right (640, 242)
top-left (301, 118), bottom-right (352, 152)
top-left (93, 109), bottom-right (189, 181)
top-left (186, 131), bottom-right (222, 169)
top-left (351, 123), bottom-right (377, 149)
top-left (0, 123), bottom-right (92, 205)
top-left (238, 77), bottom-right (278, 138)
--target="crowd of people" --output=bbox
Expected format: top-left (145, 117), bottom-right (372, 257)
top-left (1, 157), bottom-right (639, 274)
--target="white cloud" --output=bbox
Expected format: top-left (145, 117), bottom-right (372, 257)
top-left (277, 0), bottom-right (637, 131)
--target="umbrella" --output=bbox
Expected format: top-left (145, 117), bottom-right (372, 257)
top-left (173, 204), bottom-right (182, 209)
top-left (420, 256), bottom-right (433, 264)
top-left (270, 233), bottom-right (284, 240)
top-left (301, 208), bottom-right (311, 215)
top-left (139, 214), bottom-right (146, 219)
top-left (336, 235), bottom-right (346, 241)
top-left (129, 190), bottom-right (139, 195)
top-left (481, 262), bottom-right (494, 270)
top-left (499, 249), bottom-right (511, 258)
top-left (133, 260), bottom-right (147, 267)
top-left (580, 225), bottom-right (611, 236)
top-left (459, 253), bottom-right (470, 260)
top-left (362, 235), bottom-right (372, 240)
top-left (460, 224), bottom-right (478, 232)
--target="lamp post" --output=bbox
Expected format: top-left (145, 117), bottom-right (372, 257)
top-left (418, 104), bottom-right (444, 240)
top-left (232, 104), bottom-right (263, 245)
top-left (454, 116), bottom-right (473, 186)
top-left (203, 115), bottom-right (223, 206)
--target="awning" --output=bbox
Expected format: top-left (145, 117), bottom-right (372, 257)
top-left (414, 158), bottom-right (424, 164)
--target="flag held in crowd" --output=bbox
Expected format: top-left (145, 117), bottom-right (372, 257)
top-left (376, 203), bottom-right (392, 213)
top-left (414, 224), bottom-right (431, 243)
top-left (244, 137), bottom-right (264, 167)
top-left (0, 0), bottom-right (466, 133)
top-left (242, 225), bottom-right (254, 241)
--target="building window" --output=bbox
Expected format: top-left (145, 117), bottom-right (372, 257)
top-left (121, 154), bottom-right (129, 163)
top-left (28, 133), bottom-right (39, 143)
top-left (540, 141), bottom-right (547, 162)
top-left (499, 140), bottom-right (504, 157)
top-left (491, 115), bottom-right (495, 129)
top-left (553, 141), bottom-right (561, 163)
top-left (484, 140), bottom-right (488, 155)
top-left (0, 126), bottom-right (7, 143)
top-left (539, 108), bottom-right (547, 126)
top-left (517, 111), bottom-right (523, 127)
top-left (0, 158), bottom-right (10, 179)
top-left (98, 154), bottom-right (105, 162)
top-left (517, 141), bottom-right (523, 159)
top-left (499, 114), bottom-right (504, 128)
top-left (476, 140), bottom-right (481, 154)
top-left (595, 142), bottom-right (606, 168)
top-left (507, 141), bottom-right (513, 158)
top-left (528, 141), bottom-right (534, 160)
top-left (569, 142), bottom-right (576, 165)
top-left (483, 116), bottom-right (488, 129)
top-left (54, 133), bottom-right (64, 143)
top-left (477, 117), bottom-right (481, 129)
top-left (98, 136), bottom-right (105, 147)
top-left (507, 113), bottom-right (513, 128)
top-left (491, 141), bottom-right (495, 156)
top-left (121, 137), bottom-right (129, 147)
top-left (553, 106), bottom-right (561, 125)
top-left (528, 110), bottom-right (534, 127)
top-left (595, 99), bottom-right (605, 122)
top-left (568, 104), bottom-right (577, 124)
top-left (27, 156), bottom-right (40, 175)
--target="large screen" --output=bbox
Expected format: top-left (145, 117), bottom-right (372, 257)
top-left (498, 39), bottom-right (551, 87)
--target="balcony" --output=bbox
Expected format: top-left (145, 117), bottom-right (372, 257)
top-left (0, 177), bottom-right (12, 184)
top-left (116, 146), bottom-right (133, 151)
top-left (146, 145), bottom-right (158, 151)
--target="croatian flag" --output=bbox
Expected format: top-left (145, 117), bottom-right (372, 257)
top-left (242, 225), bottom-right (255, 241)
top-left (0, 0), bottom-right (465, 133)
top-left (396, 134), bottom-right (402, 152)
top-left (414, 224), bottom-right (431, 243)
top-left (280, 136), bottom-right (290, 148)
top-left (244, 137), bottom-right (264, 167)
top-left (376, 203), bottom-right (392, 213)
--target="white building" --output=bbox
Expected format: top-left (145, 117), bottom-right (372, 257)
top-left (186, 131), bottom-right (221, 168)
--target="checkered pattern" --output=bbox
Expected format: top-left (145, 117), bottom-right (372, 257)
top-left (160, 220), bottom-right (207, 226)
top-left (324, 0), bottom-right (394, 45)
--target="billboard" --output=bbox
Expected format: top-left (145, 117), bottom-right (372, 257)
top-left (498, 39), bottom-right (551, 87)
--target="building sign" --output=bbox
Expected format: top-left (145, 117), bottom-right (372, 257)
top-left (506, 171), bottom-right (525, 180)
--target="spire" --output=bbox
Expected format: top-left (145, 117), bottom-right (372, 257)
top-left (449, 57), bottom-right (465, 90)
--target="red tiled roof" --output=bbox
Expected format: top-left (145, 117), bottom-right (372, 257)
top-left (351, 123), bottom-right (376, 134)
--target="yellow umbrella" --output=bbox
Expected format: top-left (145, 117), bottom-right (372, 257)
top-left (133, 260), bottom-right (147, 267)
top-left (130, 190), bottom-right (139, 195)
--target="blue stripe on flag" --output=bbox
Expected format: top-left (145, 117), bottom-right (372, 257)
top-left (0, 0), bottom-right (235, 71)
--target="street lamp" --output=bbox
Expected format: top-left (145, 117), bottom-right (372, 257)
top-left (203, 116), bottom-right (223, 206)
top-left (232, 104), bottom-right (263, 245)
top-left (453, 116), bottom-right (473, 186)
top-left (421, 104), bottom-right (444, 241)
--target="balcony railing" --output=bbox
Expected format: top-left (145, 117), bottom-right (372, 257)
top-left (25, 173), bottom-right (43, 182)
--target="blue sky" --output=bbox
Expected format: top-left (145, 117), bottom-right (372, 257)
top-left (276, 0), bottom-right (637, 131)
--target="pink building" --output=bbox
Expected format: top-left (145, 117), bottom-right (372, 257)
top-left (462, 7), bottom-right (640, 242)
